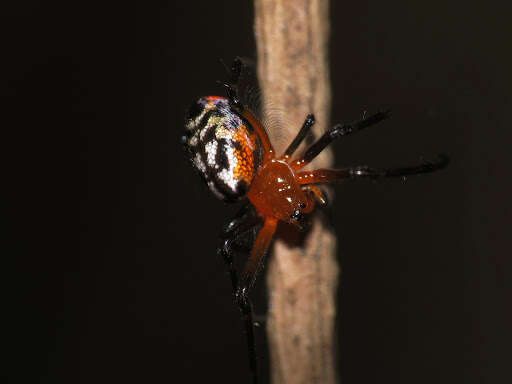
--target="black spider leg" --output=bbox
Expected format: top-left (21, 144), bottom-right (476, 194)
top-left (300, 109), bottom-right (391, 165)
top-left (218, 204), bottom-right (263, 384)
top-left (220, 57), bottom-right (243, 109)
top-left (282, 113), bottom-right (316, 158)
top-left (300, 154), bottom-right (450, 183)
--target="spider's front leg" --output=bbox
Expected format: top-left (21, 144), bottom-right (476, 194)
top-left (219, 204), bottom-right (261, 296)
top-left (218, 205), bottom-right (277, 384)
top-left (218, 205), bottom-right (261, 383)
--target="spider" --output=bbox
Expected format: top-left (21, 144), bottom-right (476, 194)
top-left (182, 58), bottom-right (449, 383)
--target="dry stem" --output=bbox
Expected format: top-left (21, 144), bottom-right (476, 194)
top-left (254, 1), bottom-right (339, 383)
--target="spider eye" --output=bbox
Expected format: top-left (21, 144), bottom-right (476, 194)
top-left (290, 209), bottom-right (303, 221)
top-left (299, 202), bottom-right (306, 209)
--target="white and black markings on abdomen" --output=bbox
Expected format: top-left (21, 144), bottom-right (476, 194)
top-left (183, 97), bottom-right (262, 202)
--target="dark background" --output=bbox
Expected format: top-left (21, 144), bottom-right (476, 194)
top-left (4, 1), bottom-right (511, 383)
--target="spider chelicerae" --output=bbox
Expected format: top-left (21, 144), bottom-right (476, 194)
top-left (182, 58), bottom-right (449, 383)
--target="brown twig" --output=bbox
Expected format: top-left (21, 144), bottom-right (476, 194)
top-left (254, 1), bottom-right (339, 383)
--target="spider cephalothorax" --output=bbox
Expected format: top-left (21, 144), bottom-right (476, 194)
top-left (182, 58), bottom-right (448, 384)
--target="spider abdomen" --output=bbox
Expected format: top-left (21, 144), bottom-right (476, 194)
top-left (183, 96), bottom-right (263, 202)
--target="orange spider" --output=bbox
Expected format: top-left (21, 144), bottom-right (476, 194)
top-left (182, 58), bottom-right (448, 384)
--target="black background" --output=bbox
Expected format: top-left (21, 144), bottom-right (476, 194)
top-left (4, 1), bottom-right (511, 383)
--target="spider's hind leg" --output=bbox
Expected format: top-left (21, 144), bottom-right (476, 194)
top-left (219, 57), bottom-right (244, 108)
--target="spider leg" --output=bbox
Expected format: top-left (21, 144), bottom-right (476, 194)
top-left (219, 204), bottom-right (262, 303)
top-left (220, 58), bottom-right (275, 158)
top-left (291, 110), bottom-right (391, 170)
top-left (280, 114), bottom-right (316, 160)
top-left (296, 154), bottom-right (450, 184)
top-left (221, 57), bottom-right (243, 108)
top-left (218, 206), bottom-right (275, 384)
top-left (302, 185), bottom-right (328, 206)
top-left (237, 217), bottom-right (278, 297)
top-left (237, 218), bottom-right (278, 384)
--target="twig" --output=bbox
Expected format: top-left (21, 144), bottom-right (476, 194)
top-left (254, 1), bottom-right (339, 383)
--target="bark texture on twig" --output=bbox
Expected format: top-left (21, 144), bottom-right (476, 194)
top-left (254, 1), bottom-right (339, 383)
